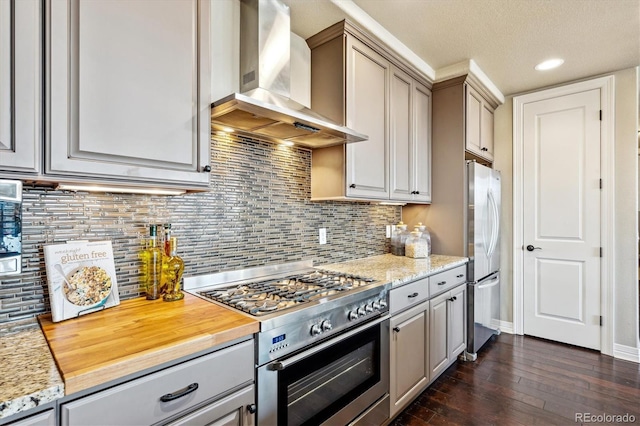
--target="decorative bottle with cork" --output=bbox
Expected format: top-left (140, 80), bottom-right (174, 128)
top-left (143, 224), bottom-right (163, 300)
top-left (162, 237), bottom-right (185, 302)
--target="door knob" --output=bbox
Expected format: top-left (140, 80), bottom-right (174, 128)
top-left (526, 245), bottom-right (542, 251)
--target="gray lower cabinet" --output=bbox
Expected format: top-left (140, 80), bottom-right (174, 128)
top-left (165, 385), bottom-right (255, 426)
top-left (0, 0), bottom-right (41, 174)
top-left (429, 283), bottom-right (466, 381)
top-left (45, 0), bottom-right (211, 189)
top-left (389, 300), bottom-right (429, 417)
top-left (59, 339), bottom-right (255, 426)
top-left (4, 408), bottom-right (55, 426)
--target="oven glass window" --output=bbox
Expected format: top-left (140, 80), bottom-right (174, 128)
top-left (278, 323), bottom-right (380, 426)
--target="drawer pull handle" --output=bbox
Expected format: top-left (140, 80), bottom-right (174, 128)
top-left (456, 274), bottom-right (464, 278)
top-left (160, 383), bottom-right (199, 402)
top-left (437, 281), bottom-right (447, 286)
top-left (407, 292), bottom-right (419, 298)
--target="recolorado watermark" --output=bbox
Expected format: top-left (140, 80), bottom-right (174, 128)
top-left (575, 412), bottom-right (636, 423)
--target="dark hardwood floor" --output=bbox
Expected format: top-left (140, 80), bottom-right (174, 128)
top-left (390, 334), bottom-right (640, 425)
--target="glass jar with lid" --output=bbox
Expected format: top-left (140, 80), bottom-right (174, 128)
top-left (405, 228), bottom-right (429, 258)
top-left (416, 222), bottom-right (432, 256)
top-left (391, 221), bottom-right (409, 256)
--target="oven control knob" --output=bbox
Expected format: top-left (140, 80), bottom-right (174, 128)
top-left (365, 303), bottom-right (374, 313)
top-left (378, 299), bottom-right (388, 309)
top-left (348, 310), bottom-right (358, 321)
top-left (372, 301), bottom-right (381, 310)
top-left (321, 320), bottom-right (333, 331)
top-left (310, 324), bottom-right (322, 336)
top-left (357, 307), bottom-right (366, 317)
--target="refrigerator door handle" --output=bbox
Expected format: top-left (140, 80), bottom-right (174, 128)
top-left (476, 276), bottom-right (500, 290)
top-left (487, 189), bottom-right (500, 258)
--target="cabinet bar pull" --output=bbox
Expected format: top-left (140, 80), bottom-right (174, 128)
top-left (407, 292), bottom-right (419, 298)
top-left (160, 383), bottom-right (199, 402)
top-left (437, 281), bottom-right (447, 286)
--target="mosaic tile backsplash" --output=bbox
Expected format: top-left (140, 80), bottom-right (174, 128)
top-left (0, 135), bottom-right (400, 323)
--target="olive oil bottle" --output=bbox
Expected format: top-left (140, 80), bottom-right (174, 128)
top-left (162, 237), bottom-right (184, 302)
top-left (143, 224), bottom-right (163, 300)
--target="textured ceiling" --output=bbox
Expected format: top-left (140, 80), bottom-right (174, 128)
top-left (290, 0), bottom-right (640, 96)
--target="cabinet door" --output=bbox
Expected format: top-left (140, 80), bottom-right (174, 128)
top-left (47, 0), bottom-right (210, 188)
top-left (465, 84), bottom-right (483, 158)
top-left (480, 103), bottom-right (494, 161)
top-left (390, 301), bottom-right (429, 416)
top-left (166, 385), bottom-right (255, 426)
top-left (412, 81), bottom-right (431, 203)
top-left (5, 408), bottom-right (55, 426)
top-left (448, 284), bottom-right (467, 358)
top-left (345, 36), bottom-right (389, 199)
top-left (0, 0), bottom-right (41, 173)
top-left (428, 292), bottom-right (449, 381)
top-left (389, 66), bottom-right (412, 201)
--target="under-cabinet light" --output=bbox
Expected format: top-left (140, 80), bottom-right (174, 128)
top-left (281, 141), bottom-right (295, 147)
top-left (56, 184), bottom-right (185, 196)
top-left (379, 202), bottom-right (406, 206)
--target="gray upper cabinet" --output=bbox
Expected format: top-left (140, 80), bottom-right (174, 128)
top-left (465, 84), bottom-right (494, 162)
top-left (390, 67), bottom-right (432, 203)
top-left (46, 0), bottom-right (211, 189)
top-left (308, 20), bottom-right (432, 204)
top-left (432, 75), bottom-right (497, 165)
top-left (0, 0), bottom-right (42, 174)
top-left (344, 36), bottom-right (389, 200)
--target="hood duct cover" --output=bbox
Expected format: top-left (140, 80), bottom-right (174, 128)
top-left (211, 0), bottom-right (367, 148)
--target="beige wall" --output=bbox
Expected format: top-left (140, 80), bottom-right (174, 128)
top-left (495, 66), bottom-right (639, 349)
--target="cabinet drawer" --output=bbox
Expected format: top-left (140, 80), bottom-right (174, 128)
top-left (60, 340), bottom-right (254, 426)
top-left (429, 265), bottom-right (466, 296)
top-left (390, 277), bottom-right (429, 314)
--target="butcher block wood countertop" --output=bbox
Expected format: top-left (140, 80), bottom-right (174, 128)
top-left (38, 293), bottom-right (258, 395)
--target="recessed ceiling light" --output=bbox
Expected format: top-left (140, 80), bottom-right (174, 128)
top-left (535, 58), bottom-right (564, 71)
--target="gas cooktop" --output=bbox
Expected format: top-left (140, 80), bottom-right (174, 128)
top-left (197, 269), bottom-right (375, 316)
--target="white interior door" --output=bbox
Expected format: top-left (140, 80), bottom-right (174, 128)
top-left (522, 88), bottom-right (601, 350)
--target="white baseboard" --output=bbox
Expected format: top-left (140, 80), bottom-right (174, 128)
top-left (613, 343), bottom-right (640, 363)
top-left (490, 319), bottom-right (515, 335)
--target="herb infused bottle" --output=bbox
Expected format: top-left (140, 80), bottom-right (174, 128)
top-left (162, 237), bottom-right (185, 302)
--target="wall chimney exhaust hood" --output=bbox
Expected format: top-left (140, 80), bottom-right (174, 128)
top-left (211, 0), bottom-right (367, 148)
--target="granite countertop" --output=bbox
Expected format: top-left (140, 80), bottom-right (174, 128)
top-left (0, 319), bottom-right (64, 420)
top-left (0, 253), bottom-right (466, 421)
top-left (321, 253), bottom-right (468, 286)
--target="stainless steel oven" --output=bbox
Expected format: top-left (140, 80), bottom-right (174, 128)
top-left (257, 315), bottom-right (389, 426)
top-left (185, 261), bottom-right (392, 426)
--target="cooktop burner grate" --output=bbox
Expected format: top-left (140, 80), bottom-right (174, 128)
top-left (197, 270), bottom-right (375, 316)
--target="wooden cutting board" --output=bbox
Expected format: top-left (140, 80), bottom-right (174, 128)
top-left (39, 293), bottom-right (258, 395)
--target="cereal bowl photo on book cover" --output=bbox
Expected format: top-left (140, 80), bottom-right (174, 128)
top-left (63, 265), bottom-right (113, 307)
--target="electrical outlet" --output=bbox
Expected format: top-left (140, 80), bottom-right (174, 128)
top-left (319, 228), bottom-right (327, 245)
top-left (386, 225), bottom-right (391, 238)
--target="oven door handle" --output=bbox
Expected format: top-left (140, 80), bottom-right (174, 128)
top-left (267, 315), bottom-right (389, 371)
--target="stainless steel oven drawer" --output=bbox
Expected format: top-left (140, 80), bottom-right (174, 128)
top-left (429, 265), bottom-right (467, 297)
top-left (390, 277), bottom-right (429, 315)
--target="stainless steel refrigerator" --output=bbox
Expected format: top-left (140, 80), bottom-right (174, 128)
top-left (464, 161), bottom-right (501, 361)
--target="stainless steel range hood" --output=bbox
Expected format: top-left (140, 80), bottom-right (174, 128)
top-left (211, 0), bottom-right (367, 148)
